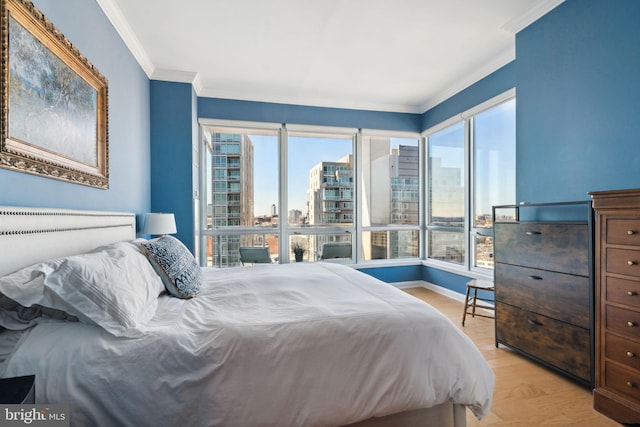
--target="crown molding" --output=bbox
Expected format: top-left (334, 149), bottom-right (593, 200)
top-left (96, 0), bottom-right (154, 77)
top-left (417, 46), bottom-right (515, 113)
top-left (151, 69), bottom-right (199, 84)
top-left (501, 0), bottom-right (565, 33)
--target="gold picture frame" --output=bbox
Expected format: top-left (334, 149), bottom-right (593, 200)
top-left (1, 0), bottom-right (108, 188)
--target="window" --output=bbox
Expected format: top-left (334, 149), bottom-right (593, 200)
top-left (427, 122), bottom-right (465, 265)
top-left (425, 91), bottom-right (516, 271)
top-left (287, 131), bottom-right (353, 227)
top-left (287, 128), bottom-right (355, 262)
top-left (198, 92), bottom-right (514, 272)
top-left (360, 133), bottom-right (421, 261)
top-left (201, 124), bottom-right (279, 267)
top-left (472, 98), bottom-right (516, 268)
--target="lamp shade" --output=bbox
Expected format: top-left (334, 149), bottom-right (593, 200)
top-left (142, 213), bottom-right (177, 236)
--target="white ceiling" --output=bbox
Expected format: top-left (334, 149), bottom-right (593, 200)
top-left (98, 0), bottom-right (563, 114)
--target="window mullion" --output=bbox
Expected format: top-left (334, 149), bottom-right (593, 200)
top-left (465, 117), bottom-right (473, 271)
top-left (354, 131), bottom-right (362, 263)
top-left (280, 125), bottom-right (289, 263)
top-left (420, 135), bottom-right (427, 260)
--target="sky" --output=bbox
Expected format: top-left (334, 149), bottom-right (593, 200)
top-left (251, 135), bottom-right (352, 216)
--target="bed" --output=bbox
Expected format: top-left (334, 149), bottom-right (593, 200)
top-left (0, 206), bottom-right (494, 427)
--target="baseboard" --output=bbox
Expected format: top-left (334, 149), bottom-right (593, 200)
top-left (392, 280), bottom-right (466, 303)
top-left (392, 280), bottom-right (427, 290)
top-left (422, 281), bottom-right (470, 303)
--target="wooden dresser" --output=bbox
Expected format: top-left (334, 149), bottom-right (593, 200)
top-left (493, 201), bottom-right (593, 387)
top-left (590, 188), bottom-right (640, 423)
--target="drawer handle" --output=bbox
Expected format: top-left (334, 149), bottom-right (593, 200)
top-left (528, 276), bottom-right (543, 280)
top-left (629, 291), bottom-right (638, 296)
top-left (628, 351), bottom-right (636, 358)
top-left (629, 260), bottom-right (638, 266)
top-left (525, 231), bottom-right (541, 236)
top-left (629, 230), bottom-right (637, 235)
top-left (629, 321), bottom-right (638, 327)
top-left (628, 381), bottom-right (637, 388)
top-left (527, 319), bottom-right (542, 326)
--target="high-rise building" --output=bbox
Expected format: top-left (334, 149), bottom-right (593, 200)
top-left (305, 146), bottom-right (420, 260)
top-left (308, 154), bottom-right (353, 225)
top-left (288, 209), bottom-right (303, 225)
top-left (209, 132), bottom-right (254, 266)
top-left (390, 145), bottom-right (419, 225)
top-left (306, 154), bottom-right (353, 257)
top-left (370, 144), bottom-right (420, 259)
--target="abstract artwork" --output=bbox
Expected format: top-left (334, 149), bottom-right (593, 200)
top-left (1, 0), bottom-right (109, 188)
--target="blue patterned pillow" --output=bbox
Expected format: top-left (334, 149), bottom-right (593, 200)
top-left (141, 236), bottom-right (201, 299)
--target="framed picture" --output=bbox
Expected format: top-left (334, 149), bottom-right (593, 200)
top-left (1, 0), bottom-right (109, 188)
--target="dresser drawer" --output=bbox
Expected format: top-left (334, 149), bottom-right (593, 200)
top-left (606, 305), bottom-right (640, 339)
top-left (495, 263), bottom-right (590, 328)
top-left (496, 302), bottom-right (590, 381)
top-left (607, 248), bottom-right (640, 277)
top-left (606, 333), bottom-right (640, 372)
top-left (607, 218), bottom-right (640, 246)
top-left (605, 362), bottom-right (640, 402)
top-left (494, 222), bottom-right (589, 276)
top-left (606, 276), bottom-right (640, 309)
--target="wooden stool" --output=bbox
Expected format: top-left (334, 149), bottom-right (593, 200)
top-left (462, 279), bottom-right (495, 326)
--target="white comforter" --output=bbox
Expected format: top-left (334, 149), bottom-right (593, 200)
top-left (5, 263), bottom-right (493, 426)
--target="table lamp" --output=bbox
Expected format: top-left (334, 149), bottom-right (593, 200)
top-left (142, 213), bottom-right (177, 237)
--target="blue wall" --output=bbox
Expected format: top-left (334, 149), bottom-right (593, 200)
top-left (150, 81), bottom-right (197, 250)
top-left (0, 0), bottom-right (151, 222)
top-left (357, 265), bottom-right (423, 284)
top-left (516, 0), bottom-right (640, 203)
top-left (198, 98), bottom-right (421, 132)
top-left (359, 264), bottom-right (472, 294)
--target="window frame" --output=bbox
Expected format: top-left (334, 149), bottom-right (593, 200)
top-left (198, 119), bottom-right (282, 267)
top-left (197, 89), bottom-right (514, 272)
top-left (284, 124), bottom-right (358, 263)
top-left (422, 88), bottom-right (516, 276)
top-left (358, 129), bottom-right (422, 263)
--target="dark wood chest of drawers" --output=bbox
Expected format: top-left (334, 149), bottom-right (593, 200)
top-left (590, 188), bottom-right (640, 424)
top-left (493, 202), bottom-right (593, 387)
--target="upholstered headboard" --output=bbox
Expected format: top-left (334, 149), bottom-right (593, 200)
top-left (0, 206), bottom-right (136, 276)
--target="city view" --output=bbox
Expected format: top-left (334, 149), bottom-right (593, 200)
top-left (204, 127), bottom-right (510, 268)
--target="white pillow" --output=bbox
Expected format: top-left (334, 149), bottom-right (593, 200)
top-left (43, 241), bottom-right (164, 337)
top-left (0, 259), bottom-right (75, 329)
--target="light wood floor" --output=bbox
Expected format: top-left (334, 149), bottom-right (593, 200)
top-left (403, 287), bottom-right (621, 427)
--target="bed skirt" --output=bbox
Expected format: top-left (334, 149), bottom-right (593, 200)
top-left (344, 402), bottom-right (466, 427)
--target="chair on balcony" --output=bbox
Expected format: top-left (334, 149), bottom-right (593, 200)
top-left (239, 247), bottom-right (272, 265)
top-left (320, 242), bottom-right (352, 260)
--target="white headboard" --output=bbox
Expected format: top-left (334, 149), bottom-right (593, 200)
top-left (0, 206), bottom-right (136, 276)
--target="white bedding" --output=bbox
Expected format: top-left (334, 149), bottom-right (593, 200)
top-left (4, 262), bottom-right (493, 427)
